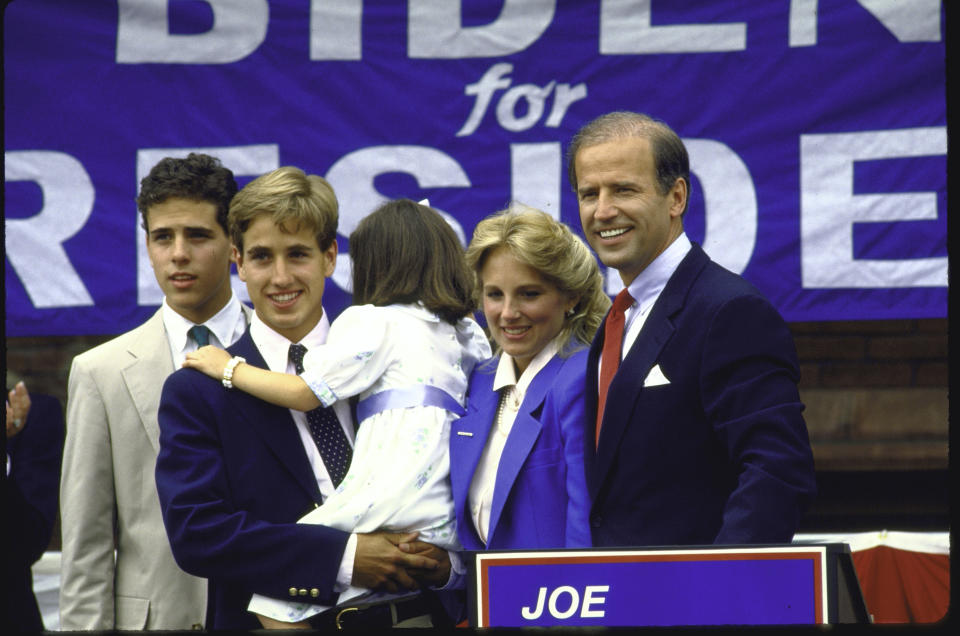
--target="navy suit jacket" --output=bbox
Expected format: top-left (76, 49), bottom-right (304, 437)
top-left (586, 243), bottom-right (816, 547)
top-left (4, 393), bottom-right (64, 632)
top-left (451, 350), bottom-right (592, 551)
top-left (156, 330), bottom-right (350, 630)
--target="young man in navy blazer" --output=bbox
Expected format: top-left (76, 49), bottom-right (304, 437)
top-left (155, 167), bottom-right (451, 630)
top-left (569, 112), bottom-right (816, 547)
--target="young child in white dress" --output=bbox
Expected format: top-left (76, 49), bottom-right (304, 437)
top-left (184, 199), bottom-right (490, 626)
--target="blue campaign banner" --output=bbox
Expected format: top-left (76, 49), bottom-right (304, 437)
top-left (472, 547), bottom-right (829, 627)
top-left (4, 1), bottom-right (947, 337)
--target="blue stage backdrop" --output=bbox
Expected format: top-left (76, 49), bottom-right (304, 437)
top-left (4, 1), bottom-right (946, 337)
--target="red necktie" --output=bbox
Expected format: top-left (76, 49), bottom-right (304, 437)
top-left (596, 289), bottom-right (633, 447)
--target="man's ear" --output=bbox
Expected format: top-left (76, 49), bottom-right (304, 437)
top-left (233, 245), bottom-right (246, 281)
top-left (323, 240), bottom-right (338, 278)
top-left (669, 178), bottom-right (687, 218)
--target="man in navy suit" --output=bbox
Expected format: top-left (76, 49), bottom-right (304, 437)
top-left (155, 167), bottom-right (450, 630)
top-left (568, 112), bottom-right (816, 547)
top-left (4, 378), bottom-right (63, 632)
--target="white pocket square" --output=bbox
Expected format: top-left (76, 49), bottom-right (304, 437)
top-left (643, 364), bottom-right (670, 387)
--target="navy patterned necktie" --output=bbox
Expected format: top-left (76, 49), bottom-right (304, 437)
top-left (189, 324), bottom-right (211, 347)
top-left (288, 344), bottom-right (352, 487)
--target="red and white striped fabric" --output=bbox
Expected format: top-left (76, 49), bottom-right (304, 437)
top-left (794, 531), bottom-right (949, 623)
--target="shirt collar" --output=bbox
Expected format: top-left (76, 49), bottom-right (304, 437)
top-left (249, 309), bottom-right (331, 373)
top-left (625, 232), bottom-right (692, 314)
top-left (492, 337), bottom-right (560, 394)
top-left (162, 293), bottom-right (246, 351)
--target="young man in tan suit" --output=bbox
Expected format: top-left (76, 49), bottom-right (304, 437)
top-left (59, 154), bottom-right (252, 630)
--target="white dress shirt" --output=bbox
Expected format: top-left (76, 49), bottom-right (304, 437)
top-left (161, 294), bottom-right (249, 367)
top-left (244, 310), bottom-right (358, 621)
top-left (601, 233), bottom-right (693, 381)
top-left (247, 311), bottom-right (356, 496)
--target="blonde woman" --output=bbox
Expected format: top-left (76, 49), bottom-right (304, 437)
top-left (451, 205), bottom-right (610, 550)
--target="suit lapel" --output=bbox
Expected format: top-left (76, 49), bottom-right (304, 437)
top-left (122, 305), bottom-right (253, 453)
top-left (593, 245), bottom-right (711, 489)
top-left (228, 331), bottom-right (323, 503)
top-left (486, 357), bottom-right (560, 545)
top-left (450, 369), bottom-right (497, 549)
top-left (121, 310), bottom-right (174, 453)
top-left (584, 333), bottom-right (602, 497)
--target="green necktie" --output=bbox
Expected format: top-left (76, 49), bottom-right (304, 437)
top-left (189, 325), bottom-right (211, 348)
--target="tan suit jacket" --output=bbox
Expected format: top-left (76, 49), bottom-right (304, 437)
top-left (59, 306), bottom-right (249, 630)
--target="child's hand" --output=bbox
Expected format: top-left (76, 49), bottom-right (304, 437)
top-left (183, 345), bottom-right (232, 380)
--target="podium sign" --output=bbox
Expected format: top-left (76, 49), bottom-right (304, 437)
top-left (470, 545), bottom-right (864, 627)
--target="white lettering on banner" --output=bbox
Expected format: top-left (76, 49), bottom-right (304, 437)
top-left (311, 0), bottom-right (362, 60)
top-left (113, 0), bottom-right (944, 64)
top-left (686, 139), bottom-right (757, 276)
top-left (520, 585), bottom-right (609, 620)
top-left (458, 64), bottom-right (587, 136)
top-left (788, 0), bottom-right (818, 47)
top-left (324, 146), bottom-right (471, 292)
top-left (800, 127), bottom-right (947, 288)
top-left (511, 143), bottom-right (561, 218)
top-left (136, 145), bottom-right (280, 306)
top-left (790, 0), bottom-right (941, 47)
top-left (498, 81), bottom-right (557, 132)
top-left (4, 151), bottom-right (96, 308)
top-left (600, 0), bottom-right (746, 54)
top-left (116, 0), bottom-right (268, 64)
top-left (856, 0), bottom-right (941, 43)
top-left (408, 0), bottom-right (555, 59)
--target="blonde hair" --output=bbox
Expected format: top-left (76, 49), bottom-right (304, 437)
top-left (228, 166), bottom-right (338, 252)
top-left (466, 204), bottom-right (610, 355)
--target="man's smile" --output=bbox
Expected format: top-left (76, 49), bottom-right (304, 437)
top-left (268, 291), bottom-right (302, 306)
top-left (598, 227), bottom-right (631, 240)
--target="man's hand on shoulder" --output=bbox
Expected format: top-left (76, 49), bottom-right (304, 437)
top-left (352, 531), bottom-right (440, 593)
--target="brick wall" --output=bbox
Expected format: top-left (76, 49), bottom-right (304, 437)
top-left (790, 319), bottom-right (948, 472)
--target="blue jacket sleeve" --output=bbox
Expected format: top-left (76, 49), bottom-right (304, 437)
top-left (701, 295), bottom-right (817, 544)
top-left (543, 353), bottom-right (593, 548)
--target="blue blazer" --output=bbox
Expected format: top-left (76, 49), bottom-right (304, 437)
top-left (451, 350), bottom-right (592, 551)
top-left (585, 243), bottom-right (816, 547)
top-left (156, 330), bottom-right (350, 630)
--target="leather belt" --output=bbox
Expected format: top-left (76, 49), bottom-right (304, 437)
top-left (309, 595), bottom-right (434, 629)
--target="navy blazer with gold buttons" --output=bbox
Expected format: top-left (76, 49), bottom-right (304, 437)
top-left (156, 329), bottom-right (350, 630)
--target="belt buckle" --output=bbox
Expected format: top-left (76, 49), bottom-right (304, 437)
top-left (335, 606), bottom-right (359, 629)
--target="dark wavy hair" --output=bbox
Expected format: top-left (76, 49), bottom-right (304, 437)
top-left (349, 199), bottom-right (474, 325)
top-left (137, 153), bottom-right (237, 232)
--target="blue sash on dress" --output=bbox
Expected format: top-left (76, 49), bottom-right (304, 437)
top-left (356, 385), bottom-right (465, 422)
